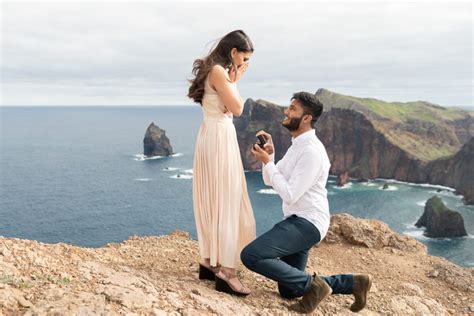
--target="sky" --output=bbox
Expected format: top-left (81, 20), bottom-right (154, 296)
top-left (1, 0), bottom-right (472, 107)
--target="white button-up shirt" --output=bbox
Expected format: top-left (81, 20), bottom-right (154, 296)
top-left (262, 129), bottom-right (331, 241)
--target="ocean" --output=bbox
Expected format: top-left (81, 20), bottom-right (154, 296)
top-left (1, 106), bottom-right (473, 267)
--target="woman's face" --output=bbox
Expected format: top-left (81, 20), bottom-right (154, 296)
top-left (231, 48), bottom-right (252, 68)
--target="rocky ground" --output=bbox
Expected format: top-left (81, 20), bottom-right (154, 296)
top-left (1, 213), bottom-right (473, 315)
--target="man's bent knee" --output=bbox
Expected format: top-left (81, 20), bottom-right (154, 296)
top-left (240, 244), bottom-right (258, 269)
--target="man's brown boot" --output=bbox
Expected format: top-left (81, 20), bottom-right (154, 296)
top-left (350, 274), bottom-right (372, 312)
top-left (290, 273), bottom-right (332, 314)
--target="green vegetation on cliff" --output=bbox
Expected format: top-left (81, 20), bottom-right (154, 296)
top-left (315, 89), bottom-right (473, 161)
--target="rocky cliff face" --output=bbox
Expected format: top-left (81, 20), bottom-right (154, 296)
top-left (315, 108), bottom-right (428, 181)
top-left (234, 99), bottom-right (291, 170)
top-left (415, 196), bottom-right (468, 238)
top-left (143, 122), bottom-right (173, 157)
top-left (426, 138), bottom-right (474, 204)
top-left (234, 94), bottom-right (474, 204)
top-left (1, 214), bottom-right (472, 315)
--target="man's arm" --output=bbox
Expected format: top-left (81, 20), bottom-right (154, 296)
top-left (262, 153), bottom-right (275, 186)
top-left (263, 149), bottom-right (322, 205)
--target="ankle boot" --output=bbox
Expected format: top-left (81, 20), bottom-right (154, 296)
top-left (350, 274), bottom-right (372, 312)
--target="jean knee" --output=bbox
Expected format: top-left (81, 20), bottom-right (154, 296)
top-left (240, 245), bottom-right (256, 269)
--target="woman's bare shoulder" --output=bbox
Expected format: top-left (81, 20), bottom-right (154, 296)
top-left (209, 64), bottom-right (230, 83)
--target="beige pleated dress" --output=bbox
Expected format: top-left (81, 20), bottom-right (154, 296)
top-left (192, 76), bottom-right (256, 268)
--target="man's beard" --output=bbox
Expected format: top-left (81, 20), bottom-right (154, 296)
top-left (282, 115), bottom-right (303, 131)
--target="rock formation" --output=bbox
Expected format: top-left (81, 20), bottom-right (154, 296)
top-left (426, 138), bottom-right (474, 204)
top-left (415, 196), bottom-right (468, 238)
top-left (143, 122), bottom-right (173, 157)
top-left (336, 171), bottom-right (349, 187)
top-left (233, 91), bottom-right (474, 204)
top-left (0, 214), bottom-right (472, 315)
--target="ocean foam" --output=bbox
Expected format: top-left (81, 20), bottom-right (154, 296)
top-left (163, 167), bottom-right (179, 171)
top-left (375, 178), bottom-right (456, 192)
top-left (378, 185), bottom-right (398, 191)
top-left (361, 182), bottom-right (377, 187)
top-left (133, 154), bottom-right (164, 161)
top-left (170, 174), bottom-right (193, 180)
top-left (257, 189), bottom-right (278, 195)
top-left (416, 201), bottom-right (426, 207)
top-left (333, 182), bottom-right (353, 190)
top-left (134, 178), bottom-right (152, 182)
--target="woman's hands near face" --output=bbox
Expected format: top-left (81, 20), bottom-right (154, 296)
top-left (228, 63), bottom-right (248, 83)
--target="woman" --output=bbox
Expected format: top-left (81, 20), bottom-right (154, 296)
top-left (188, 30), bottom-right (256, 296)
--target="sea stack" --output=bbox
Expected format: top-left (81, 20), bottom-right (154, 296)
top-left (143, 122), bottom-right (173, 157)
top-left (337, 171), bottom-right (350, 187)
top-left (415, 196), bottom-right (468, 238)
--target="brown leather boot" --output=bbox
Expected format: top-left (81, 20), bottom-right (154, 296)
top-left (290, 273), bottom-right (332, 314)
top-left (350, 274), bottom-right (372, 312)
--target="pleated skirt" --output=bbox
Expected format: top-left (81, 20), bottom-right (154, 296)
top-left (192, 118), bottom-right (256, 268)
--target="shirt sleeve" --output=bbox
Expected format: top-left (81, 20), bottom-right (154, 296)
top-left (262, 153), bottom-right (275, 186)
top-left (263, 148), bottom-right (322, 205)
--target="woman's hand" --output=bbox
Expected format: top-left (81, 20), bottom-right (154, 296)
top-left (228, 63), bottom-right (249, 83)
top-left (256, 130), bottom-right (274, 155)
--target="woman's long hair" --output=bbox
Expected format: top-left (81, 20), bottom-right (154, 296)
top-left (187, 30), bottom-right (254, 105)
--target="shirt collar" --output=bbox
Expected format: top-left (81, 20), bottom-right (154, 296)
top-left (291, 129), bottom-right (316, 146)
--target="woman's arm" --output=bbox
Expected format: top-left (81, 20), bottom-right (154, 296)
top-left (209, 65), bottom-right (244, 117)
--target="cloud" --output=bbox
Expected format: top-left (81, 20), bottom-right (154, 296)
top-left (1, 1), bottom-right (472, 106)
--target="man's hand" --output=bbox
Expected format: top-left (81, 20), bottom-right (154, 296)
top-left (251, 143), bottom-right (271, 165)
top-left (256, 130), bottom-right (274, 155)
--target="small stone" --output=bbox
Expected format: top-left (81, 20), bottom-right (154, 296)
top-left (15, 295), bottom-right (32, 308)
top-left (469, 306), bottom-right (474, 312)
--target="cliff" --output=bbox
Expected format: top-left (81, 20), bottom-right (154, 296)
top-left (426, 138), bottom-right (474, 204)
top-left (1, 214), bottom-right (472, 315)
top-left (234, 91), bottom-right (474, 203)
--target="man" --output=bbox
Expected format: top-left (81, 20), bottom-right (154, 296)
top-left (241, 92), bottom-right (372, 313)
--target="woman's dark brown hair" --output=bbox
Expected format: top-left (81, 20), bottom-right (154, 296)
top-left (187, 30), bottom-right (254, 105)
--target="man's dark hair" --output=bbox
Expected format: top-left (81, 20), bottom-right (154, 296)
top-left (291, 92), bottom-right (324, 127)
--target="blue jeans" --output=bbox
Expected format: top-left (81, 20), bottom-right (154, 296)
top-left (241, 215), bottom-right (354, 299)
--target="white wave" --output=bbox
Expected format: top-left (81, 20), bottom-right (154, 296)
top-left (378, 185), bottom-right (398, 191)
top-left (333, 182), bottom-right (353, 190)
top-left (133, 154), bottom-right (164, 161)
top-left (257, 189), bottom-right (278, 195)
top-left (170, 174), bottom-right (193, 180)
top-left (171, 153), bottom-right (183, 157)
top-left (375, 177), bottom-right (456, 192)
top-left (416, 201), bottom-right (426, 207)
top-left (134, 178), bottom-right (152, 182)
top-left (427, 190), bottom-right (459, 198)
top-left (403, 230), bottom-right (429, 240)
top-left (361, 182), bottom-right (377, 187)
top-left (183, 169), bottom-right (193, 174)
top-left (163, 167), bottom-right (179, 171)
top-left (405, 221), bottom-right (420, 229)
top-left (327, 191), bottom-right (336, 195)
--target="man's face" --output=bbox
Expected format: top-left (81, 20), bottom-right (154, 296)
top-left (282, 99), bottom-right (307, 131)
